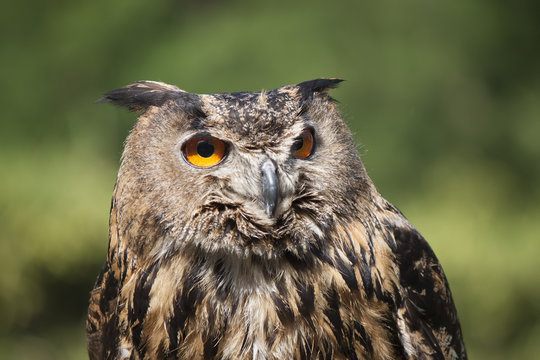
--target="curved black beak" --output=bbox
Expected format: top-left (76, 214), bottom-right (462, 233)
top-left (261, 159), bottom-right (278, 216)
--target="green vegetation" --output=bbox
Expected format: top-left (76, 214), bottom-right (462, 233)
top-left (1, 0), bottom-right (539, 358)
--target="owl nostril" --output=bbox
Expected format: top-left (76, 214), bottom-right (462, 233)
top-left (260, 159), bottom-right (278, 216)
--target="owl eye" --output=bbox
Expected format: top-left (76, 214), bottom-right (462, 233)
top-left (183, 136), bottom-right (226, 168)
top-left (292, 129), bottom-right (315, 159)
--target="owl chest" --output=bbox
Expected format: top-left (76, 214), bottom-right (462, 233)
top-left (125, 266), bottom-right (395, 360)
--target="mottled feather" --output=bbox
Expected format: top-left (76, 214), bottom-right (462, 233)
top-left (88, 79), bottom-right (466, 359)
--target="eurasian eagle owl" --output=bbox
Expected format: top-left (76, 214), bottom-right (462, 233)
top-left (87, 79), bottom-right (467, 360)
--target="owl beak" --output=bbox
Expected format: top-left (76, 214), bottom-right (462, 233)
top-left (260, 159), bottom-right (279, 216)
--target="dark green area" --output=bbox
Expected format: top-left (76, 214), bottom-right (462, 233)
top-left (1, 0), bottom-right (539, 358)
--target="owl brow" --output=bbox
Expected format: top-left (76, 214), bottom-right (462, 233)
top-left (183, 131), bottom-right (214, 141)
top-left (187, 116), bottom-right (208, 131)
top-left (176, 94), bottom-right (207, 120)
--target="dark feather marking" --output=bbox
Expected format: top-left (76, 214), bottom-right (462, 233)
top-left (405, 300), bottom-right (445, 359)
top-left (98, 264), bottom-right (117, 315)
top-left (271, 292), bottom-right (295, 326)
top-left (240, 327), bottom-right (249, 352)
top-left (372, 267), bottom-right (395, 305)
top-left (166, 313), bottom-right (180, 352)
top-left (130, 261), bottom-right (159, 352)
top-left (396, 228), bottom-right (449, 326)
top-left (359, 247), bottom-right (374, 297)
top-left (394, 226), bottom-right (466, 358)
top-left (343, 347), bottom-right (359, 360)
top-left (392, 282), bottom-right (403, 306)
top-left (323, 345), bottom-right (333, 360)
top-left (297, 102), bottom-right (310, 117)
top-left (323, 288), bottom-right (343, 340)
top-left (88, 261), bottom-right (120, 359)
top-left (271, 277), bottom-right (296, 325)
top-left (320, 249), bottom-right (334, 267)
top-left (213, 258), bottom-right (231, 301)
top-left (284, 250), bottom-right (312, 271)
top-left (353, 320), bottom-right (374, 355)
top-left (284, 231), bottom-right (328, 270)
top-left (229, 295), bottom-right (239, 317)
top-left (298, 341), bottom-right (307, 360)
top-left (299, 338), bottom-right (313, 360)
top-left (101, 313), bottom-right (120, 359)
top-left (374, 275), bottom-right (384, 300)
top-left (156, 341), bottom-right (169, 360)
top-left (385, 232), bottom-right (397, 252)
top-left (367, 240), bottom-right (376, 266)
top-left (296, 282), bottom-right (315, 318)
top-left (384, 316), bottom-right (409, 360)
top-left (167, 263), bottom-right (204, 353)
top-left (342, 234), bottom-right (358, 265)
top-left (275, 276), bottom-right (289, 297)
top-left (121, 250), bottom-right (129, 282)
top-left (334, 255), bottom-right (359, 291)
top-left (339, 324), bottom-right (359, 360)
top-left (203, 333), bottom-right (220, 360)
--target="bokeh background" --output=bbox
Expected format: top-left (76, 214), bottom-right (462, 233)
top-left (1, 0), bottom-right (539, 358)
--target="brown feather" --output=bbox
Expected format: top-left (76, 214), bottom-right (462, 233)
top-left (88, 80), bottom-right (466, 359)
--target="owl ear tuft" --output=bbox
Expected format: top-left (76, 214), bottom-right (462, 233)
top-left (96, 81), bottom-right (205, 117)
top-left (296, 78), bottom-right (344, 99)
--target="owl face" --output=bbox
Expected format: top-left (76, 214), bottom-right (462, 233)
top-left (109, 80), bottom-right (370, 259)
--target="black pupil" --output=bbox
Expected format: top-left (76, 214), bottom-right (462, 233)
top-left (292, 137), bottom-right (304, 151)
top-left (197, 140), bottom-right (215, 158)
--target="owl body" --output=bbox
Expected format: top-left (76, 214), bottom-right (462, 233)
top-left (87, 80), bottom-right (467, 359)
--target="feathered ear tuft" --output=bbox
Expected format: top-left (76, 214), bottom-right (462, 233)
top-left (296, 78), bottom-right (344, 99)
top-left (96, 81), bottom-right (206, 118)
top-left (96, 81), bottom-right (185, 112)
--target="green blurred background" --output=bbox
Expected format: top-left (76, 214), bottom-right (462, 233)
top-left (1, 0), bottom-right (539, 358)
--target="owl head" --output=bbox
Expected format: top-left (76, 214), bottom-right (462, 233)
top-left (100, 79), bottom-right (374, 262)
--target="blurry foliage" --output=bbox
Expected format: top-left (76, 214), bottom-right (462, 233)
top-left (1, 0), bottom-right (539, 358)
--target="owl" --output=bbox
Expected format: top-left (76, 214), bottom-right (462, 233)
top-left (87, 79), bottom-right (467, 360)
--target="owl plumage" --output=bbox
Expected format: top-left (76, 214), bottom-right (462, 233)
top-left (87, 79), bottom-right (467, 360)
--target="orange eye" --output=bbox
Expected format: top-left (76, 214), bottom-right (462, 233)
top-left (183, 137), bottom-right (226, 168)
top-left (292, 129), bottom-right (315, 159)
